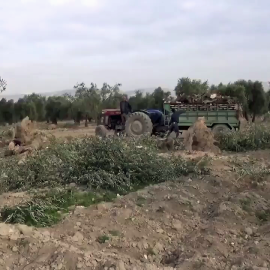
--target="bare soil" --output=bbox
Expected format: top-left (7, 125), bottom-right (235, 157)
top-left (0, 150), bottom-right (270, 270)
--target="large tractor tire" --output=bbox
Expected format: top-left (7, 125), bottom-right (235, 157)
top-left (95, 125), bottom-right (108, 138)
top-left (125, 112), bottom-right (153, 137)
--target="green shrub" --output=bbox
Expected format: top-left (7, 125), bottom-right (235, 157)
top-left (218, 124), bottom-right (270, 152)
top-left (0, 136), bottom-right (192, 193)
top-left (0, 188), bottom-right (117, 227)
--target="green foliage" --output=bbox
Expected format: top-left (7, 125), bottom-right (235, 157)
top-left (129, 87), bottom-right (171, 110)
top-left (175, 77), bottom-right (208, 96)
top-left (218, 124), bottom-right (270, 152)
top-left (0, 77), bottom-right (268, 126)
top-left (0, 137), bottom-right (192, 194)
top-left (0, 188), bottom-right (117, 227)
top-left (97, 235), bottom-right (110, 243)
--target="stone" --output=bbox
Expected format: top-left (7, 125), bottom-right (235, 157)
top-left (69, 183), bottom-right (76, 188)
top-left (72, 232), bottom-right (84, 242)
top-left (117, 261), bottom-right (126, 270)
top-left (0, 223), bottom-right (12, 237)
top-left (245, 227), bottom-right (253, 236)
top-left (8, 141), bottom-right (15, 151)
top-left (76, 262), bottom-right (83, 269)
top-left (172, 220), bottom-right (183, 231)
top-left (12, 246), bottom-right (18, 252)
top-left (16, 224), bottom-right (33, 236)
top-left (96, 203), bottom-right (112, 211)
top-left (154, 242), bottom-right (163, 252)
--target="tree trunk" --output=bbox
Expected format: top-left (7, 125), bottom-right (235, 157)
top-left (244, 111), bottom-right (249, 121)
top-left (52, 117), bottom-right (57, 125)
top-left (85, 118), bottom-right (88, 127)
top-left (252, 114), bottom-right (256, 122)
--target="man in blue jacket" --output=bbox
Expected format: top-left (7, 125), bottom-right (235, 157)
top-left (167, 108), bottom-right (184, 138)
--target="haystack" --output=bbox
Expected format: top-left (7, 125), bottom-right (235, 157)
top-left (13, 117), bottom-right (36, 144)
top-left (11, 117), bottom-right (49, 153)
top-left (183, 117), bottom-right (221, 154)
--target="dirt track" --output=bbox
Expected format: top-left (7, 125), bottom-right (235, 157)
top-left (0, 150), bottom-right (270, 270)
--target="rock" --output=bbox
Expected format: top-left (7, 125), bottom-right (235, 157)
top-left (16, 224), bottom-right (33, 236)
top-left (96, 203), bottom-right (112, 211)
top-left (156, 228), bottom-right (164, 234)
top-left (76, 262), bottom-right (83, 269)
top-left (74, 206), bottom-right (85, 215)
top-left (72, 232), bottom-right (84, 242)
top-left (69, 183), bottom-right (76, 188)
top-left (218, 202), bottom-right (228, 213)
top-left (245, 227), bottom-right (253, 236)
top-left (8, 141), bottom-right (15, 151)
top-left (18, 159), bottom-right (25, 165)
top-left (153, 242), bottom-right (163, 253)
top-left (117, 261), bottom-right (126, 270)
top-left (121, 209), bottom-right (133, 219)
top-left (0, 223), bottom-right (12, 236)
top-left (172, 220), bottom-right (183, 231)
top-left (12, 246), bottom-right (18, 252)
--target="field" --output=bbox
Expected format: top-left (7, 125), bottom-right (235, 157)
top-left (0, 120), bottom-right (270, 270)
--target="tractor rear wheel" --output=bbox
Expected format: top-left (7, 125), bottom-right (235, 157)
top-left (125, 112), bottom-right (153, 137)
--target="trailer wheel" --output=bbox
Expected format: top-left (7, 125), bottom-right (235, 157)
top-left (125, 112), bottom-right (153, 137)
top-left (212, 124), bottom-right (232, 134)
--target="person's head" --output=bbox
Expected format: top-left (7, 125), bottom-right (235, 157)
top-left (122, 95), bottom-right (127, 101)
top-left (171, 108), bottom-right (176, 113)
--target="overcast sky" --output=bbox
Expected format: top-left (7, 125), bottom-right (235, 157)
top-left (1, 0), bottom-right (270, 95)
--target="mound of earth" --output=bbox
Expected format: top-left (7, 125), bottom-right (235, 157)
top-left (0, 150), bottom-right (270, 269)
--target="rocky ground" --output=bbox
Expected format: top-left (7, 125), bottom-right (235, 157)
top-left (0, 150), bottom-right (270, 270)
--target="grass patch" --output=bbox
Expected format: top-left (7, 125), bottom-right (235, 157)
top-left (97, 234), bottom-right (110, 243)
top-left (0, 188), bottom-right (117, 227)
top-left (218, 123), bottom-right (270, 152)
top-left (256, 209), bottom-right (270, 222)
top-left (136, 196), bottom-right (147, 207)
top-left (240, 197), bottom-right (252, 213)
top-left (109, 230), bottom-right (122, 237)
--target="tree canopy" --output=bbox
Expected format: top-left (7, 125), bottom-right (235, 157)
top-left (0, 77), bottom-right (269, 125)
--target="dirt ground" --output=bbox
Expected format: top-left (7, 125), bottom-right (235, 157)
top-left (0, 149), bottom-right (270, 270)
top-left (39, 122), bottom-right (97, 139)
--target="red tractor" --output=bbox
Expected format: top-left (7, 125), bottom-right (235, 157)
top-left (95, 108), bottom-right (165, 137)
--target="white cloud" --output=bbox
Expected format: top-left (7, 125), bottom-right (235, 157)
top-left (1, 0), bottom-right (270, 95)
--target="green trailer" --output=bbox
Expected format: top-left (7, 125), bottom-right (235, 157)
top-left (163, 102), bottom-right (241, 133)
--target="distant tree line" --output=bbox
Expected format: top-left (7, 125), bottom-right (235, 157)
top-left (0, 76), bottom-right (269, 125)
